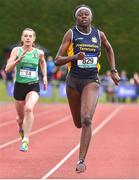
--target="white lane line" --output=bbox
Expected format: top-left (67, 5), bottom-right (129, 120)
top-left (0, 120), bottom-right (15, 127)
top-left (0, 115), bottom-right (71, 149)
top-left (0, 106), bottom-right (67, 128)
top-left (41, 106), bottom-right (123, 179)
top-left (0, 109), bottom-right (15, 115)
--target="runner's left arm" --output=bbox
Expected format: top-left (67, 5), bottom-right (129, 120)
top-left (39, 50), bottom-right (47, 90)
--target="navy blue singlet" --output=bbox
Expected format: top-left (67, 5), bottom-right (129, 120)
top-left (67, 26), bottom-right (101, 79)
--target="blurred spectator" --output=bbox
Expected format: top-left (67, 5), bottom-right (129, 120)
top-left (38, 55), bottom-right (57, 83)
top-left (56, 65), bottom-right (68, 82)
top-left (46, 56), bottom-right (57, 82)
top-left (0, 67), bottom-right (7, 80)
top-left (120, 70), bottom-right (128, 84)
top-left (133, 72), bottom-right (139, 85)
top-left (0, 46), bottom-right (15, 89)
top-left (0, 63), bottom-right (15, 88)
top-left (118, 70), bottom-right (129, 102)
top-left (132, 72), bottom-right (139, 102)
top-left (103, 70), bottom-right (116, 102)
top-left (129, 72), bottom-right (139, 102)
top-left (129, 77), bottom-right (134, 85)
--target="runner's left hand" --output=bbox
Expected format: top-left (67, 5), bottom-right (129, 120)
top-left (43, 76), bottom-right (47, 90)
top-left (111, 72), bottom-right (120, 85)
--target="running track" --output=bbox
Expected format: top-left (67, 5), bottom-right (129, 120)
top-left (0, 103), bottom-right (139, 179)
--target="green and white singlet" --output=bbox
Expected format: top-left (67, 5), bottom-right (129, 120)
top-left (15, 47), bottom-right (40, 84)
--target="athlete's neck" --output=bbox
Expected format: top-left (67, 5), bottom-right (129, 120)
top-left (22, 45), bottom-right (33, 52)
top-left (76, 25), bottom-right (91, 34)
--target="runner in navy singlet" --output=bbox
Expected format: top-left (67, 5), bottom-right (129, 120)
top-left (55, 4), bottom-right (120, 173)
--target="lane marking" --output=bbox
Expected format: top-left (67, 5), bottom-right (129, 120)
top-left (0, 106), bottom-right (68, 128)
top-left (41, 106), bottom-right (123, 179)
top-left (0, 109), bottom-right (16, 116)
top-left (0, 120), bottom-right (15, 128)
top-left (0, 115), bottom-right (71, 149)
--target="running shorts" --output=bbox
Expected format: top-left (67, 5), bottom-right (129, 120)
top-left (14, 81), bottom-right (40, 100)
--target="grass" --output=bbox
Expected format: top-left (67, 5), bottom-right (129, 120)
top-left (1, 80), bottom-right (137, 103)
top-left (0, 80), bottom-right (106, 103)
top-left (0, 80), bottom-right (68, 103)
top-left (0, 80), bottom-right (13, 102)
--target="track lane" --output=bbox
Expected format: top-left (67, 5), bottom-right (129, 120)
top-left (47, 104), bottom-right (139, 179)
top-left (1, 104), bottom-right (138, 179)
top-left (43, 105), bottom-right (123, 179)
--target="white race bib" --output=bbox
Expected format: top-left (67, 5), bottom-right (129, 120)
top-left (77, 56), bottom-right (98, 68)
top-left (19, 67), bottom-right (36, 79)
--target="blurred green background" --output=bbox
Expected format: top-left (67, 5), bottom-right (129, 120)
top-left (0, 0), bottom-right (139, 102)
top-left (0, 0), bottom-right (139, 74)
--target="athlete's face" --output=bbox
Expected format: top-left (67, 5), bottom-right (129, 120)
top-left (21, 30), bottom-right (36, 46)
top-left (75, 9), bottom-right (92, 27)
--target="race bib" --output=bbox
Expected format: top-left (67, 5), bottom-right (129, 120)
top-left (19, 67), bottom-right (37, 79)
top-left (77, 56), bottom-right (98, 68)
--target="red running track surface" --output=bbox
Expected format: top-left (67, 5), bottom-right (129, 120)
top-left (0, 103), bottom-right (139, 179)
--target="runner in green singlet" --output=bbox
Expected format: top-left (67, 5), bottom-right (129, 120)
top-left (5, 28), bottom-right (47, 152)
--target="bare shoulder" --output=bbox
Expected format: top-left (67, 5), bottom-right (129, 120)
top-left (99, 30), bottom-right (112, 49)
top-left (99, 31), bottom-right (107, 41)
top-left (37, 49), bottom-right (44, 56)
top-left (63, 29), bottom-right (72, 41)
top-left (11, 47), bottom-right (19, 53)
top-left (37, 49), bottom-right (45, 62)
top-left (65, 29), bottom-right (72, 36)
top-left (10, 46), bottom-right (19, 57)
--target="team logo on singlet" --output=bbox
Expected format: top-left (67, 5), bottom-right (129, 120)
top-left (75, 37), bottom-right (84, 41)
top-left (91, 37), bottom-right (97, 43)
top-left (32, 53), bottom-right (38, 58)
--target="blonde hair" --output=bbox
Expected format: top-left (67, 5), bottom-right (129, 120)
top-left (20, 28), bottom-right (36, 47)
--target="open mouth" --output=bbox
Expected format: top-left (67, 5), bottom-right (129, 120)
top-left (81, 20), bottom-right (88, 23)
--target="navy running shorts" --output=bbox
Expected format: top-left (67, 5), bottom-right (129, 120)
top-left (66, 73), bottom-right (100, 93)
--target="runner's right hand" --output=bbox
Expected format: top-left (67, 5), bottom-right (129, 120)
top-left (75, 52), bottom-right (85, 60)
top-left (18, 50), bottom-right (28, 62)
